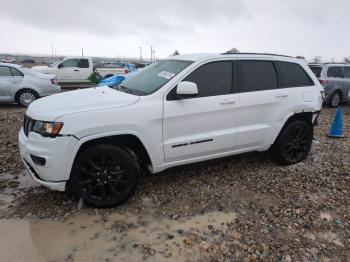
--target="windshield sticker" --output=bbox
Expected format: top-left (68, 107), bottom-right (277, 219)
top-left (158, 71), bottom-right (175, 79)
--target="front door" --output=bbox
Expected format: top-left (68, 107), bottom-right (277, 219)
top-left (0, 66), bottom-right (22, 102)
top-left (163, 61), bottom-right (239, 162)
top-left (57, 59), bottom-right (81, 82)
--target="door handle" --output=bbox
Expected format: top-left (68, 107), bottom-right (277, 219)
top-left (275, 93), bottom-right (288, 98)
top-left (220, 99), bottom-right (236, 105)
top-left (74, 69), bottom-right (79, 72)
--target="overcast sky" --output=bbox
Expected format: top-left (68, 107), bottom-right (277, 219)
top-left (1, 0), bottom-right (349, 61)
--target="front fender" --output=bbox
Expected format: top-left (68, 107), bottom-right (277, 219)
top-left (65, 130), bottom-right (157, 180)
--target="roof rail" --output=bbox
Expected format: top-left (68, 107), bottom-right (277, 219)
top-left (221, 52), bottom-right (293, 58)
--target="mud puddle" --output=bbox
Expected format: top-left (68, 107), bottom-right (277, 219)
top-left (0, 210), bottom-right (237, 261)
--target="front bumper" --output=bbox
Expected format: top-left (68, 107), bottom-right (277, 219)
top-left (18, 128), bottom-right (78, 191)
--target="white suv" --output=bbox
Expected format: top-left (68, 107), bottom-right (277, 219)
top-left (19, 53), bottom-right (323, 207)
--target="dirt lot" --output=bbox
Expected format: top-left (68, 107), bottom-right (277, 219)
top-left (0, 104), bottom-right (349, 261)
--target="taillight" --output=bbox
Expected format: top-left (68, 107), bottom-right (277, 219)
top-left (51, 78), bottom-right (58, 85)
top-left (318, 78), bottom-right (328, 85)
top-left (124, 69), bottom-right (129, 74)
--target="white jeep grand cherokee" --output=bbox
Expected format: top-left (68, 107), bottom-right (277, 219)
top-left (19, 53), bottom-right (323, 207)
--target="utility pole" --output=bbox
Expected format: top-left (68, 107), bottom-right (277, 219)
top-left (81, 47), bottom-right (84, 57)
top-left (153, 49), bottom-right (156, 62)
top-left (50, 43), bottom-right (53, 57)
top-left (139, 46), bottom-right (143, 63)
top-left (150, 46), bottom-right (153, 63)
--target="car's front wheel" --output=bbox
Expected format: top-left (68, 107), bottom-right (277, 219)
top-left (271, 120), bottom-right (313, 165)
top-left (70, 144), bottom-right (140, 208)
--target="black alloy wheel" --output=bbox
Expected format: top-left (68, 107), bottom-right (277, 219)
top-left (70, 144), bottom-right (140, 207)
top-left (328, 91), bottom-right (342, 108)
top-left (271, 120), bottom-right (313, 165)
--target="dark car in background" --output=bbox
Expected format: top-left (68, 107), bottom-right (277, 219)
top-left (309, 63), bottom-right (350, 107)
top-left (22, 59), bottom-right (36, 64)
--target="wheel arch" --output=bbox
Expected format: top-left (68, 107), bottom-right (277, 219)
top-left (271, 111), bottom-right (314, 146)
top-left (69, 133), bottom-right (153, 178)
top-left (15, 88), bottom-right (39, 102)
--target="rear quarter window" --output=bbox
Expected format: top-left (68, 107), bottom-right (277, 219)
top-left (275, 61), bottom-right (314, 87)
top-left (309, 66), bottom-right (322, 78)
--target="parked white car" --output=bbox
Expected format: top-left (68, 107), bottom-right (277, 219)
top-left (19, 53), bottom-right (323, 207)
top-left (0, 63), bottom-right (61, 107)
top-left (32, 57), bottom-right (128, 83)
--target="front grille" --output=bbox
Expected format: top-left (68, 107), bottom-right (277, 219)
top-left (23, 115), bottom-right (35, 136)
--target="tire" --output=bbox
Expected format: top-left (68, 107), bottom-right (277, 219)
top-left (271, 120), bottom-right (313, 165)
top-left (69, 144), bottom-right (140, 208)
top-left (328, 91), bottom-right (342, 108)
top-left (16, 89), bottom-right (38, 107)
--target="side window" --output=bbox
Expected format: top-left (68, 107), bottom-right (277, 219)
top-left (10, 67), bottom-right (23, 77)
top-left (343, 67), bottom-right (350, 78)
top-left (182, 61), bottom-right (233, 98)
top-left (0, 66), bottom-right (12, 77)
top-left (60, 59), bottom-right (79, 68)
top-left (327, 66), bottom-right (344, 78)
top-left (79, 59), bottom-right (89, 68)
top-left (275, 61), bottom-right (314, 87)
top-left (239, 61), bottom-right (277, 92)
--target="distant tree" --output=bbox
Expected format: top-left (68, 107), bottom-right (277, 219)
top-left (225, 47), bottom-right (240, 54)
top-left (343, 57), bottom-right (350, 63)
top-left (172, 50), bottom-right (180, 56)
top-left (296, 55), bottom-right (305, 59)
top-left (311, 56), bottom-right (322, 63)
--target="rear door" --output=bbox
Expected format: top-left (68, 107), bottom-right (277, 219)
top-left (57, 59), bottom-right (81, 81)
top-left (342, 66), bottom-right (350, 99)
top-left (163, 61), bottom-right (239, 162)
top-left (235, 60), bottom-right (315, 149)
top-left (78, 59), bottom-right (91, 81)
top-left (235, 60), bottom-right (283, 149)
top-left (326, 66), bottom-right (346, 96)
top-left (0, 66), bottom-right (22, 101)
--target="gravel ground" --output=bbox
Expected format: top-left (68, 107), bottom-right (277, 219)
top-left (0, 104), bottom-right (349, 261)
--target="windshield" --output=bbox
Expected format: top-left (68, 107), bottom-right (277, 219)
top-left (49, 60), bottom-right (60, 67)
top-left (120, 60), bottom-right (192, 95)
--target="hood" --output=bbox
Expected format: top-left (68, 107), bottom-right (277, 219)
top-left (26, 86), bottom-right (140, 121)
top-left (31, 65), bottom-right (51, 74)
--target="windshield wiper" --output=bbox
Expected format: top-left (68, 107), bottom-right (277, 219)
top-left (116, 85), bottom-right (133, 94)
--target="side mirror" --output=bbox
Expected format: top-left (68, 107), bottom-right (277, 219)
top-left (176, 81), bottom-right (198, 99)
top-left (58, 64), bottom-right (63, 69)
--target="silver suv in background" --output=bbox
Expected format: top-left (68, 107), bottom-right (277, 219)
top-left (309, 63), bottom-right (350, 107)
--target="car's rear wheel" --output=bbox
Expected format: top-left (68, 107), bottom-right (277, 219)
top-left (328, 91), bottom-right (342, 108)
top-left (271, 120), bottom-right (313, 165)
top-left (70, 144), bottom-right (140, 208)
top-left (16, 89), bottom-right (38, 107)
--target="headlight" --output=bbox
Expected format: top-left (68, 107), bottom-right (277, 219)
top-left (32, 121), bottom-right (63, 137)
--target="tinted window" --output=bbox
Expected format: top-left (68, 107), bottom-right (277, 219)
top-left (240, 61), bottom-right (277, 92)
top-left (181, 62), bottom-right (232, 97)
top-left (10, 67), bottom-right (23, 76)
top-left (309, 66), bottom-right (322, 77)
top-left (344, 67), bottom-right (350, 78)
top-left (327, 66), bottom-right (344, 78)
top-left (79, 59), bottom-right (89, 68)
top-left (0, 66), bottom-right (12, 77)
top-left (275, 62), bottom-right (314, 87)
top-left (61, 59), bottom-right (79, 68)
